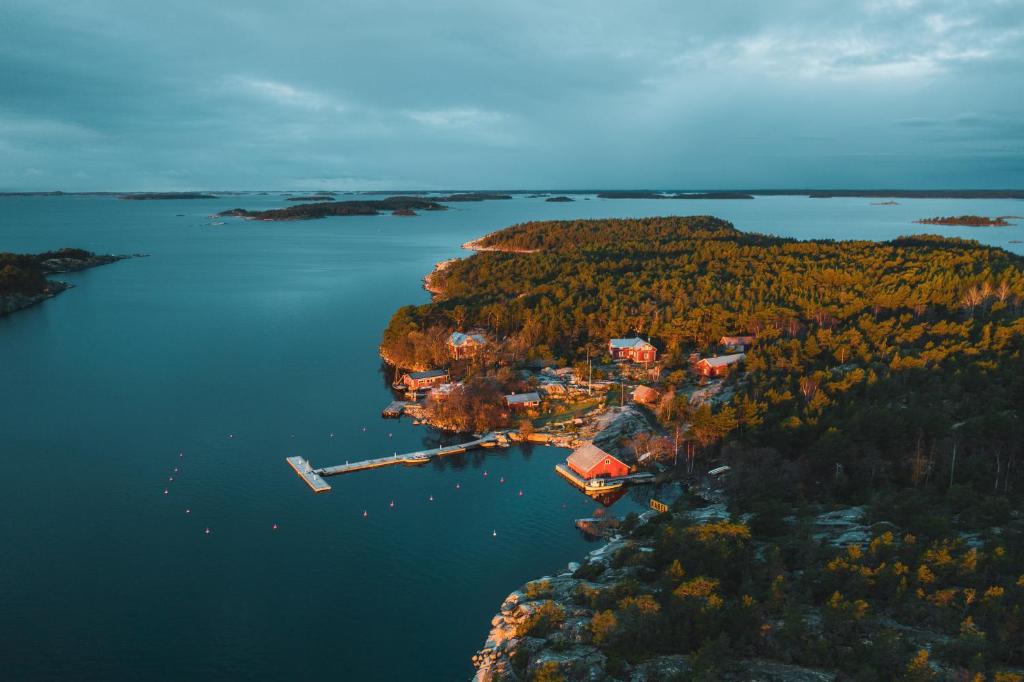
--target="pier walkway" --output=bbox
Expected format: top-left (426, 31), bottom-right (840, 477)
top-left (287, 433), bottom-right (504, 492)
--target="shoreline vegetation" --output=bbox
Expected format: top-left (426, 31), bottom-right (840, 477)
top-left (0, 248), bottom-right (130, 316)
top-left (916, 215), bottom-right (1021, 227)
top-left (376, 215), bottom-right (1024, 680)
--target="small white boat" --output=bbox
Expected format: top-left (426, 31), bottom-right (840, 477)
top-left (584, 477), bottom-right (624, 493)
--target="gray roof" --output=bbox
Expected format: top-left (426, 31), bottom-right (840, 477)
top-left (567, 443), bottom-right (620, 471)
top-left (505, 391), bottom-right (541, 405)
top-left (698, 353), bottom-right (745, 368)
top-left (408, 369), bottom-right (449, 380)
top-left (610, 337), bottom-right (654, 350)
top-left (449, 331), bottom-right (487, 347)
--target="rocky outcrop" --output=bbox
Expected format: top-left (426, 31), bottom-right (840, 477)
top-left (472, 513), bottom-right (659, 681)
top-left (591, 405), bottom-right (662, 463)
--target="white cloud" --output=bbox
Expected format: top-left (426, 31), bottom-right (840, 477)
top-left (406, 107), bottom-right (504, 128)
top-left (226, 76), bottom-right (347, 112)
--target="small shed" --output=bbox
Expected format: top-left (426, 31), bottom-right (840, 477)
top-left (632, 385), bottom-right (661, 405)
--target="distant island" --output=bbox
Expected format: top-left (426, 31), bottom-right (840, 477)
top-left (597, 191), bottom-right (755, 200)
top-left (285, 194), bottom-right (336, 202)
top-left (802, 189), bottom-right (1024, 199)
top-left (916, 215), bottom-right (1016, 227)
top-left (1, 248), bottom-right (128, 316)
top-left (218, 192), bottom-right (515, 221)
top-left (430, 192), bottom-right (513, 202)
top-left (219, 196), bottom-right (447, 220)
top-left (545, 196), bottom-right (574, 202)
top-left (119, 192), bottom-right (218, 200)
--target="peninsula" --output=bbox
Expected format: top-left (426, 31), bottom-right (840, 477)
top-left (379, 216), bottom-right (1024, 680)
top-left (1, 248), bottom-right (128, 316)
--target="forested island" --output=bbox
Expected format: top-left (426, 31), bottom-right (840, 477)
top-left (285, 194), bottom-right (336, 202)
top-left (917, 215), bottom-right (1017, 227)
top-left (380, 216), bottom-right (1024, 680)
top-left (545, 196), bottom-right (574, 202)
top-left (219, 196), bottom-right (448, 220)
top-left (219, 192), bottom-right (514, 221)
top-left (1, 248), bottom-right (127, 316)
top-left (119, 192), bottom-right (217, 200)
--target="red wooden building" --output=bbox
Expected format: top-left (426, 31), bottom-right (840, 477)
top-left (694, 353), bottom-right (745, 377)
top-left (397, 368), bottom-right (450, 391)
top-left (609, 337), bottom-right (657, 363)
top-left (566, 443), bottom-right (630, 480)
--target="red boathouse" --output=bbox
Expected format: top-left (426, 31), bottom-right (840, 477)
top-left (566, 443), bottom-right (630, 480)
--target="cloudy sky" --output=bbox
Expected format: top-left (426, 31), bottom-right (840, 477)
top-left (1, 0), bottom-right (1022, 190)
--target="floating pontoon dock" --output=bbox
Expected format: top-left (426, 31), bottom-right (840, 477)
top-left (286, 456), bottom-right (332, 493)
top-left (286, 432), bottom-right (506, 493)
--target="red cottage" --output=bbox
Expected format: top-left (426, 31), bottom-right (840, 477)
top-left (609, 337), bottom-right (657, 363)
top-left (694, 353), bottom-right (745, 378)
top-left (566, 443), bottom-right (630, 480)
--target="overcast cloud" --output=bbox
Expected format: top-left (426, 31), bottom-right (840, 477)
top-left (1, 0), bottom-right (1022, 190)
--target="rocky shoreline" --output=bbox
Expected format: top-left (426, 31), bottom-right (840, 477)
top-left (423, 258), bottom-right (460, 298)
top-left (468, 501), bottom-right (941, 682)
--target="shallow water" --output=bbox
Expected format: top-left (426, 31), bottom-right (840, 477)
top-left (0, 193), bottom-right (1020, 680)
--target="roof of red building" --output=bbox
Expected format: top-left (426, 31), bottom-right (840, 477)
top-left (697, 353), bottom-right (746, 368)
top-left (567, 443), bottom-right (621, 472)
top-left (632, 385), bottom-right (661, 403)
top-left (609, 337), bottom-right (655, 350)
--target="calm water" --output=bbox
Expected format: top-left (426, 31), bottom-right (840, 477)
top-left (0, 193), bottom-right (1021, 681)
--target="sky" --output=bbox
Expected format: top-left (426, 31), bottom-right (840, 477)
top-left (1, 0), bottom-right (1022, 191)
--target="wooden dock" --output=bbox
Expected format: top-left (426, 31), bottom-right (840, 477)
top-left (286, 433), bottom-right (506, 492)
top-left (555, 463), bottom-right (655, 494)
top-left (382, 401), bottom-right (408, 418)
top-left (286, 456), bottom-right (331, 493)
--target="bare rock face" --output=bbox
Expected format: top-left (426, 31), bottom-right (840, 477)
top-left (811, 506), bottom-right (897, 549)
top-left (591, 405), bottom-right (661, 462)
top-left (733, 659), bottom-right (836, 681)
top-left (628, 655), bottom-right (691, 681)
